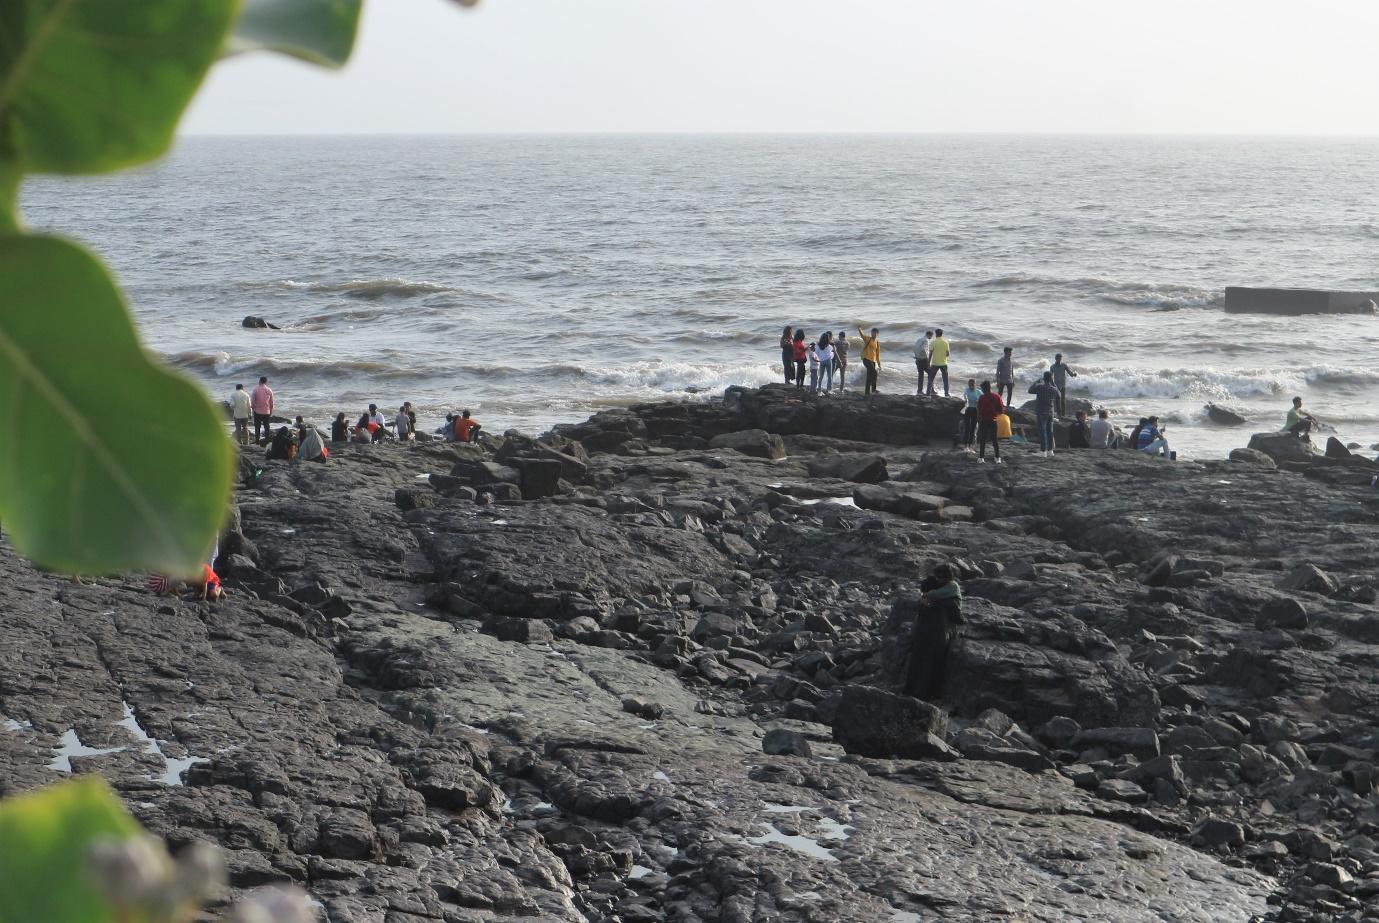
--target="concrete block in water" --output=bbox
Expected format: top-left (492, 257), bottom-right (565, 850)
top-left (1224, 287), bottom-right (1379, 315)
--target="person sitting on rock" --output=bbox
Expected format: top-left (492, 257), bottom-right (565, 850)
top-left (1068, 410), bottom-right (1091, 448)
top-left (904, 564), bottom-right (963, 703)
top-left (454, 410), bottom-right (480, 443)
top-left (1136, 415), bottom-right (1171, 458)
top-left (1127, 417), bottom-right (1148, 452)
top-left (1090, 408), bottom-right (1116, 448)
top-left (1284, 396), bottom-right (1316, 439)
top-left (331, 412), bottom-right (349, 443)
top-left (266, 426), bottom-right (296, 460)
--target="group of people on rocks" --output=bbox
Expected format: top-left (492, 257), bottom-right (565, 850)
top-left (228, 376), bottom-right (483, 456)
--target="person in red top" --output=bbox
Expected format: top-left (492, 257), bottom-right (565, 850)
top-left (791, 330), bottom-right (807, 388)
top-left (975, 380), bottom-right (1005, 465)
top-left (199, 564), bottom-right (222, 603)
top-left (453, 410), bottom-right (480, 443)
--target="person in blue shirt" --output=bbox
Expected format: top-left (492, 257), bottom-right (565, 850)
top-left (1136, 416), bottom-right (1171, 458)
top-left (1028, 372), bottom-right (1061, 457)
top-left (959, 378), bottom-right (981, 449)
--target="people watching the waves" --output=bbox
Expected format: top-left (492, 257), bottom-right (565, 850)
top-left (331, 412), bottom-right (349, 443)
top-left (996, 347), bottom-right (1015, 406)
top-left (1050, 353), bottom-right (1077, 416)
top-left (807, 342), bottom-right (820, 391)
top-left (834, 330), bottom-right (849, 390)
top-left (858, 325), bottom-right (881, 396)
top-left (779, 326), bottom-right (794, 384)
top-left (454, 410), bottom-right (480, 443)
top-left (1137, 416), bottom-right (1171, 457)
top-left (927, 328), bottom-right (951, 397)
top-left (397, 402), bottom-right (416, 441)
top-left (960, 378), bottom-right (980, 449)
top-left (913, 330), bottom-right (932, 396)
top-left (817, 333), bottom-right (835, 393)
top-left (251, 376), bottom-right (275, 444)
top-left (1090, 408), bottom-right (1116, 448)
top-left (976, 380), bottom-right (1005, 464)
top-left (1285, 396), bottom-right (1316, 438)
top-left (1028, 372), bottom-right (1061, 457)
top-left (230, 384), bottom-right (252, 446)
top-left (792, 330), bottom-right (807, 388)
top-left (1068, 410), bottom-right (1091, 448)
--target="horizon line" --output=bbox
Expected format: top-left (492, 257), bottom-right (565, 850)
top-left (177, 129), bottom-right (1379, 139)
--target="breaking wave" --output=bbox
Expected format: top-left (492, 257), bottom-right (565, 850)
top-left (246, 278), bottom-right (454, 299)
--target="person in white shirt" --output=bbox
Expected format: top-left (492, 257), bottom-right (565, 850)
top-left (1089, 408), bottom-right (1116, 448)
top-left (229, 384), bottom-right (252, 445)
top-left (912, 330), bottom-right (933, 395)
top-left (817, 334), bottom-right (836, 393)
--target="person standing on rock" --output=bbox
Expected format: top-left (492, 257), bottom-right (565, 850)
top-left (960, 378), bottom-right (980, 449)
top-left (251, 376), bottom-right (275, 444)
top-left (817, 333), bottom-right (836, 393)
top-left (1050, 353), bottom-right (1077, 416)
top-left (913, 330), bottom-right (932, 396)
top-left (905, 564), bottom-right (963, 703)
top-left (1285, 396), bottom-right (1316, 438)
top-left (779, 326), bottom-right (794, 384)
top-left (858, 325), bottom-right (881, 396)
top-left (396, 402), bottom-right (415, 441)
top-left (792, 330), bottom-right (808, 388)
top-left (807, 342), bottom-right (821, 391)
top-left (927, 328), bottom-right (951, 397)
top-left (996, 346), bottom-right (1015, 406)
top-left (230, 384), bottom-right (252, 446)
top-left (975, 380), bottom-right (1005, 464)
top-left (1029, 372), bottom-right (1061, 457)
top-left (834, 330), bottom-right (849, 390)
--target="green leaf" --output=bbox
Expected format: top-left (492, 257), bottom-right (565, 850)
top-left (0, 0), bottom-right (238, 175)
top-left (227, 0), bottom-right (363, 68)
top-left (0, 778), bottom-right (141, 923)
top-left (0, 235), bottom-right (234, 576)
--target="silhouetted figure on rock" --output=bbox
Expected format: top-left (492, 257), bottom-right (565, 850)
top-left (904, 564), bottom-right (963, 703)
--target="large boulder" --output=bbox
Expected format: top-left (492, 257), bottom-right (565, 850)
top-left (1278, 563), bottom-right (1338, 597)
top-left (509, 457), bottom-right (564, 500)
top-left (1246, 431), bottom-right (1320, 464)
top-left (807, 452), bottom-right (888, 483)
top-left (852, 484), bottom-right (947, 520)
top-left (708, 429), bottom-right (786, 460)
top-left (1228, 447), bottom-right (1276, 469)
top-left (830, 686), bottom-right (956, 761)
top-left (1206, 404), bottom-right (1249, 426)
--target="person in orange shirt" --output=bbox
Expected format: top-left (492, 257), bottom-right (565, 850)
top-left (454, 410), bottom-right (481, 443)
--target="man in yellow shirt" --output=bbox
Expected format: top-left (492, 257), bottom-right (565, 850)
top-left (927, 328), bottom-right (951, 397)
top-left (857, 326), bottom-right (882, 396)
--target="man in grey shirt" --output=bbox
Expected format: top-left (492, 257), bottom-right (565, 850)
top-left (1050, 353), bottom-right (1077, 416)
top-left (912, 330), bottom-right (932, 396)
top-left (1089, 409), bottom-right (1116, 448)
top-left (834, 331), bottom-right (850, 391)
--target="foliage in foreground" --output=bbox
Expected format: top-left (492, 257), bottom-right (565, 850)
top-left (0, 0), bottom-right (364, 576)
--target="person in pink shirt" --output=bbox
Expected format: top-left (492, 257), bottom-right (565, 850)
top-left (250, 376), bottom-right (275, 443)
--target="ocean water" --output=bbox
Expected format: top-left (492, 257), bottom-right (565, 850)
top-left (23, 135), bottom-right (1379, 457)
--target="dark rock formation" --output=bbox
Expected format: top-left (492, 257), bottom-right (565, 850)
top-left (10, 384), bottom-right (1379, 922)
top-left (240, 315), bottom-right (279, 329)
top-left (1224, 286), bottom-right (1379, 315)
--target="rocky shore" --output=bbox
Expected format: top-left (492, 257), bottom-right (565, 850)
top-left (4, 383), bottom-right (1379, 922)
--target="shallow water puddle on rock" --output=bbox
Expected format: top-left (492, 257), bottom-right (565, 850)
top-left (2, 717), bottom-right (32, 731)
top-left (48, 730), bottom-right (124, 772)
top-left (652, 770), bottom-right (671, 782)
top-left (629, 865), bottom-right (653, 879)
top-left (744, 823), bottom-right (837, 863)
top-left (816, 817), bottom-right (853, 841)
top-left (763, 803), bottom-right (806, 814)
top-left (891, 912), bottom-right (926, 922)
top-left (799, 497), bottom-right (858, 508)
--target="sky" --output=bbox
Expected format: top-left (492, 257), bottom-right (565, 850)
top-left (184, 0), bottom-right (1379, 135)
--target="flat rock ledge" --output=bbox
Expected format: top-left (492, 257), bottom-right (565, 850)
top-left (6, 384), bottom-right (1379, 922)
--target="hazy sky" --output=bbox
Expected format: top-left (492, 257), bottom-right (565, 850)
top-left (184, 0), bottom-right (1379, 135)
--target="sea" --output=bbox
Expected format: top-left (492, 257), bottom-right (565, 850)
top-left (23, 134), bottom-right (1379, 458)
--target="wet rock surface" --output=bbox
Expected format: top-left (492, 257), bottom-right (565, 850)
top-left (6, 384), bottom-right (1379, 921)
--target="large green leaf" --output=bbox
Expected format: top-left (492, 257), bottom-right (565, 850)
top-left (0, 0), bottom-right (238, 175)
top-left (0, 235), bottom-right (233, 576)
top-left (0, 778), bottom-right (141, 923)
top-left (227, 0), bottom-right (363, 68)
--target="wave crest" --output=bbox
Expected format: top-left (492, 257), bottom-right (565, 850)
top-left (246, 278), bottom-right (454, 299)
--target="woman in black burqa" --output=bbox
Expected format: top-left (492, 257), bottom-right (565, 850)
top-left (904, 564), bottom-right (963, 703)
